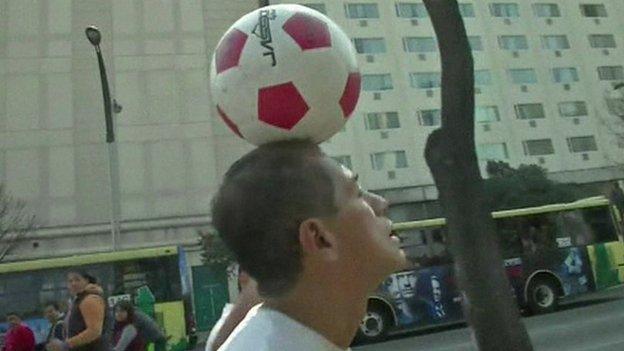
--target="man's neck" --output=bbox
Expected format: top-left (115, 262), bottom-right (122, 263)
top-left (264, 279), bottom-right (369, 349)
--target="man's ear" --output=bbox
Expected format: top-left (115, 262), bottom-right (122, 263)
top-left (298, 218), bottom-right (339, 261)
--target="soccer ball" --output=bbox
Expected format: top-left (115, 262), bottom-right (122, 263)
top-left (209, 4), bottom-right (361, 146)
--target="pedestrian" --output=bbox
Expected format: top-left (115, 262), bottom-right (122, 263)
top-left (36, 302), bottom-right (65, 350)
top-left (112, 301), bottom-right (144, 351)
top-left (46, 271), bottom-right (111, 351)
top-left (609, 181), bottom-right (624, 218)
top-left (2, 312), bottom-right (36, 351)
top-left (211, 140), bottom-right (407, 350)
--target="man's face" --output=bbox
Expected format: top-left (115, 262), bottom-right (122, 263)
top-left (6, 315), bottom-right (20, 327)
top-left (322, 158), bottom-right (407, 279)
top-left (44, 306), bottom-right (58, 323)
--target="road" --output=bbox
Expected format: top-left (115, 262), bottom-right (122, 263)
top-left (354, 287), bottom-right (624, 351)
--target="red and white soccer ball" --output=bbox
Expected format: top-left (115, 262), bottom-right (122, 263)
top-left (209, 4), bottom-right (361, 146)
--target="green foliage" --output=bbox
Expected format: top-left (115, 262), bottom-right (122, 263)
top-left (483, 161), bottom-right (583, 211)
top-left (199, 229), bottom-right (235, 265)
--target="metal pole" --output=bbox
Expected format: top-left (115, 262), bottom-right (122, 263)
top-left (86, 27), bottom-right (121, 250)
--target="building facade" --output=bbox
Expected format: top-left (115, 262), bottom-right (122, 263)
top-left (1, 0), bottom-right (623, 261)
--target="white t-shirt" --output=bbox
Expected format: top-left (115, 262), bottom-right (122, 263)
top-left (218, 304), bottom-right (350, 351)
top-left (206, 303), bottom-right (234, 351)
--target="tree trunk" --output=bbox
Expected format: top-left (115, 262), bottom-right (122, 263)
top-left (422, 1), bottom-right (533, 350)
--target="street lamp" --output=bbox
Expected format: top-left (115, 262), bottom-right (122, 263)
top-left (85, 25), bottom-right (122, 250)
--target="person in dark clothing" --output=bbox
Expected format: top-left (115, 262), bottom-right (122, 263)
top-left (112, 301), bottom-right (144, 351)
top-left (610, 182), bottom-right (624, 217)
top-left (35, 303), bottom-right (65, 351)
top-left (46, 271), bottom-right (111, 351)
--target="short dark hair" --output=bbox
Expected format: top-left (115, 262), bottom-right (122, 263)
top-left (67, 270), bottom-right (97, 284)
top-left (211, 140), bottom-right (338, 297)
top-left (6, 312), bottom-right (20, 319)
top-left (44, 302), bottom-right (60, 311)
top-left (114, 301), bottom-right (135, 322)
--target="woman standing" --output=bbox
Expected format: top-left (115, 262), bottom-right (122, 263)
top-left (112, 301), bottom-right (144, 351)
top-left (46, 271), bottom-right (110, 351)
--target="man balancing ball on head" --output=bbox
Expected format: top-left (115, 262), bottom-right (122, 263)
top-left (207, 5), bottom-right (407, 350)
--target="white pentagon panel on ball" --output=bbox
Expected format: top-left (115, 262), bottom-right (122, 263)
top-left (209, 4), bottom-right (361, 146)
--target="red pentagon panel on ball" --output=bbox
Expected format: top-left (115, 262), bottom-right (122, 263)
top-left (282, 12), bottom-right (331, 50)
top-left (215, 28), bottom-right (248, 74)
top-left (217, 105), bottom-right (243, 138)
top-left (258, 82), bottom-right (310, 130)
top-left (339, 72), bottom-right (361, 118)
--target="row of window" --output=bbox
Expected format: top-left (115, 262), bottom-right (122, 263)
top-left (332, 134), bottom-right (599, 172)
top-left (353, 34), bottom-right (618, 55)
top-left (361, 65), bottom-right (624, 91)
top-left (363, 101), bottom-right (590, 131)
top-left (305, 2), bottom-right (610, 20)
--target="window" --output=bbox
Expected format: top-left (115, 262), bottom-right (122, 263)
top-left (489, 3), bottom-right (520, 17)
top-left (468, 36), bottom-right (483, 51)
top-left (477, 143), bottom-right (508, 160)
top-left (370, 151), bottom-right (408, 170)
top-left (365, 112), bottom-right (401, 130)
top-left (580, 4), bottom-right (607, 17)
top-left (523, 139), bottom-right (555, 156)
top-left (476, 106), bottom-right (500, 123)
top-left (508, 69), bottom-right (538, 84)
top-left (515, 103), bottom-right (545, 119)
top-left (345, 3), bottom-right (380, 18)
top-left (418, 109), bottom-right (441, 126)
top-left (303, 3), bottom-right (327, 14)
top-left (410, 72), bottom-right (441, 89)
top-left (532, 3), bottom-right (560, 17)
top-left (558, 207), bottom-right (617, 246)
top-left (362, 74), bottom-right (393, 91)
top-left (475, 70), bottom-right (492, 86)
top-left (395, 2), bottom-right (428, 18)
top-left (597, 66), bottom-right (624, 80)
top-left (459, 3), bottom-right (475, 17)
top-left (498, 35), bottom-right (529, 50)
top-left (567, 136), bottom-right (598, 152)
top-left (332, 155), bottom-right (353, 169)
top-left (588, 34), bottom-right (616, 48)
top-left (353, 38), bottom-right (386, 54)
top-left (552, 67), bottom-right (579, 83)
top-left (541, 35), bottom-right (570, 50)
top-left (403, 37), bottom-right (437, 53)
top-left (558, 101), bottom-right (588, 117)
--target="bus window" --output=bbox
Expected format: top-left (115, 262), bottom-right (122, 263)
top-left (495, 217), bottom-right (523, 258)
top-left (581, 207), bottom-right (618, 243)
top-left (557, 210), bottom-right (594, 246)
top-left (398, 229), bottom-right (428, 269)
top-left (424, 228), bottom-right (452, 266)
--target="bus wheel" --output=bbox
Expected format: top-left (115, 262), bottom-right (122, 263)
top-left (355, 304), bottom-right (391, 344)
top-left (528, 277), bottom-right (559, 314)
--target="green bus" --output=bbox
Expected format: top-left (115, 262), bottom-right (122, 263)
top-left (0, 246), bottom-right (194, 349)
top-left (357, 196), bottom-right (624, 342)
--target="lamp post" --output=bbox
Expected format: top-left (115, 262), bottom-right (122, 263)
top-left (85, 26), bottom-right (122, 250)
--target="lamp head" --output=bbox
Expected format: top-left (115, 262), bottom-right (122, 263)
top-left (85, 26), bottom-right (101, 46)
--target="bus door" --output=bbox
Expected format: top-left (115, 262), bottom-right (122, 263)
top-left (564, 206), bottom-right (624, 290)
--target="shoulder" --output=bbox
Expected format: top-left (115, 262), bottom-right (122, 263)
top-left (78, 294), bottom-right (105, 309)
top-left (219, 306), bottom-right (339, 351)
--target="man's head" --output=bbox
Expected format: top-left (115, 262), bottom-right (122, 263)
top-left (6, 312), bottom-right (21, 327)
top-left (43, 302), bottom-right (61, 323)
top-left (212, 140), bottom-right (405, 298)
